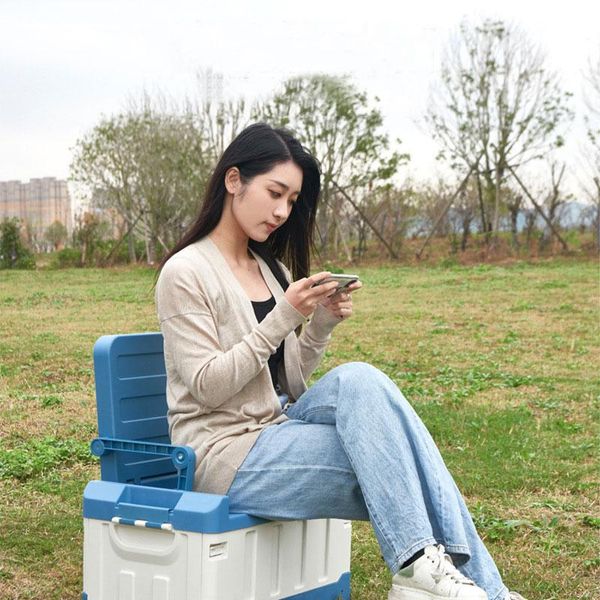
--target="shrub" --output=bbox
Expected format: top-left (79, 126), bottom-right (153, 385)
top-left (54, 247), bottom-right (82, 268)
top-left (0, 218), bottom-right (36, 269)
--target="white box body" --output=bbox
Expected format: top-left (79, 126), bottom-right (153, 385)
top-left (83, 516), bottom-right (352, 600)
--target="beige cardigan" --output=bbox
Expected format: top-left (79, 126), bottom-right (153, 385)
top-left (155, 236), bottom-right (340, 494)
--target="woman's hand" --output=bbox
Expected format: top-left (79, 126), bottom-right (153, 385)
top-left (319, 280), bottom-right (362, 320)
top-left (284, 272), bottom-right (340, 317)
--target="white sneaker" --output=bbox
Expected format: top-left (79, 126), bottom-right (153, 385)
top-left (388, 544), bottom-right (488, 600)
top-left (508, 593), bottom-right (528, 600)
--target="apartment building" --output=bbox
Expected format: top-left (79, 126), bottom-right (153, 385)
top-left (0, 177), bottom-right (71, 247)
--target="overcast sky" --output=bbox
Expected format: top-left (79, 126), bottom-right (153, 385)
top-left (1, 0), bottom-right (598, 197)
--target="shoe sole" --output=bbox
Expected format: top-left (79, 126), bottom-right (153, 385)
top-left (388, 585), bottom-right (488, 600)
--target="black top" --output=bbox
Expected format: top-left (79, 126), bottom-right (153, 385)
top-left (251, 295), bottom-right (285, 393)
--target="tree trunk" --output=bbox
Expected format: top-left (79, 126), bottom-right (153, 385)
top-left (145, 236), bottom-right (156, 265)
top-left (461, 215), bottom-right (472, 251)
top-left (594, 177), bottom-right (600, 251)
top-left (475, 170), bottom-right (488, 239)
top-left (509, 207), bottom-right (520, 250)
top-left (491, 164), bottom-right (501, 250)
top-left (128, 232), bottom-right (137, 263)
top-left (335, 221), bottom-right (353, 263)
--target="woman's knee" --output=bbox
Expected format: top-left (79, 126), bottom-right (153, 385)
top-left (332, 362), bottom-right (411, 408)
top-left (332, 361), bottom-right (392, 392)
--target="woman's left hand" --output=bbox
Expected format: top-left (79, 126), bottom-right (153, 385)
top-left (320, 280), bottom-right (362, 320)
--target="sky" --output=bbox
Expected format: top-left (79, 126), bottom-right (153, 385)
top-left (1, 0), bottom-right (599, 202)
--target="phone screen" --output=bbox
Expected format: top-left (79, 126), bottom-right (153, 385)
top-left (313, 274), bottom-right (359, 290)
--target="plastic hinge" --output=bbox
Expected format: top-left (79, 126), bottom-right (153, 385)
top-left (90, 437), bottom-right (195, 490)
top-left (111, 516), bottom-right (174, 531)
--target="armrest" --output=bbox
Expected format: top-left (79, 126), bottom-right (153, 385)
top-left (90, 437), bottom-right (196, 491)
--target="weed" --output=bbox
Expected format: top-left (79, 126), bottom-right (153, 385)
top-left (509, 301), bottom-right (536, 312)
top-left (582, 516), bottom-right (600, 529)
top-left (41, 395), bottom-right (63, 408)
top-left (0, 436), bottom-right (95, 481)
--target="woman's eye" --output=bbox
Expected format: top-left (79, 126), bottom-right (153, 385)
top-left (270, 190), bottom-right (281, 198)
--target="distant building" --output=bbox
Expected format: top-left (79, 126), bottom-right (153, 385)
top-left (0, 177), bottom-right (71, 249)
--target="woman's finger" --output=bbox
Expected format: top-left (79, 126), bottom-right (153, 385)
top-left (307, 271), bottom-right (332, 288)
top-left (337, 305), bottom-right (352, 319)
top-left (346, 281), bottom-right (362, 292)
top-left (330, 301), bottom-right (353, 314)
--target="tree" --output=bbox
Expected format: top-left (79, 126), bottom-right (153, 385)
top-left (71, 113), bottom-right (143, 262)
top-left (539, 161), bottom-right (570, 251)
top-left (581, 52), bottom-right (600, 248)
top-left (126, 107), bottom-right (209, 263)
top-left (449, 182), bottom-right (479, 252)
top-left (70, 103), bottom-right (210, 263)
top-left (0, 218), bottom-right (35, 269)
top-left (70, 93), bottom-right (250, 263)
top-left (426, 19), bottom-right (573, 244)
top-left (73, 212), bottom-right (100, 266)
top-left (45, 220), bottom-right (68, 250)
top-left (254, 74), bottom-right (408, 258)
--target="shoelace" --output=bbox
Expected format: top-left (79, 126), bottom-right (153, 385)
top-left (429, 544), bottom-right (476, 587)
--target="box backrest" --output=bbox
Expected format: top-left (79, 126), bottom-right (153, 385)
top-left (94, 333), bottom-right (180, 488)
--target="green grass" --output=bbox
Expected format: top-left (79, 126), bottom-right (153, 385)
top-left (0, 259), bottom-right (599, 599)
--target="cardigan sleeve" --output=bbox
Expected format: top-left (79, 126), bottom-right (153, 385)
top-left (156, 257), bottom-right (306, 409)
top-left (276, 261), bottom-right (341, 383)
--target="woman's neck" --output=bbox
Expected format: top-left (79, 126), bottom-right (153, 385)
top-left (209, 204), bottom-right (252, 267)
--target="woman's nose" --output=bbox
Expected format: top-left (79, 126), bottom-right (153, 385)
top-left (273, 201), bottom-right (289, 221)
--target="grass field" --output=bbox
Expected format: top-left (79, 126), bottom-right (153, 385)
top-left (0, 259), bottom-right (598, 599)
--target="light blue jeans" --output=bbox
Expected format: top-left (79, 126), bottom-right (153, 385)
top-left (227, 363), bottom-right (509, 600)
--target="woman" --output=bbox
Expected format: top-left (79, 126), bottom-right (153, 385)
top-left (155, 123), bottom-right (526, 600)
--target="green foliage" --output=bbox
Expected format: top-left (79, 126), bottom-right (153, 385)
top-left (582, 515), bottom-right (600, 529)
top-left (256, 74), bottom-right (407, 192)
top-left (0, 218), bottom-right (36, 269)
top-left (53, 247), bottom-right (83, 268)
top-left (72, 211), bottom-right (108, 266)
top-left (45, 220), bottom-right (68, 250)
top-left (70, 105), bottom-right (213, 263)
top-left (0, 436), bottom-right (94, 481)
top-left (254, 74), bottom-right (410, 258)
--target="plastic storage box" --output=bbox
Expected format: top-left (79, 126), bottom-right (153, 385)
top-left (83, 333), bottom-right (352, 599)
top-left (82, 481), bottom-right (351, 600)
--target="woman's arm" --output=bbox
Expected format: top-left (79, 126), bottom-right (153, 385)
top-left (156, 258), bottom-right (306, 409)
top-left (296, 304), bottom-right (341, 381)
top-left (276, 261), bottom-right (341, 382)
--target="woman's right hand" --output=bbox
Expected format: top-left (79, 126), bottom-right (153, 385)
top-left (284, 271), bottom-right (340, 317)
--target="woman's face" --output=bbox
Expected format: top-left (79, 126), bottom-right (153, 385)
top-left (228, 161), bottom-right (303, 242)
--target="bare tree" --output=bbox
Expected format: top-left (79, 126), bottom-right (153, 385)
top-left (581, 52), bottom-right (600, 248)
top-left (374, 184), bottom-right (417, 256)
top-left (426, 19), bottom-right (573, 245)
top-left (417, 180), bottom-right (454, 239)
top-left (504, 186), bottom-right (524, 250)
top-left (450, 182), bottom-right (479, 252)
top-left (540, 161), bottom-right (570, 250)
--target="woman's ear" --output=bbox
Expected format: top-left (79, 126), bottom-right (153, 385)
top-left (224, 167), bottom-right (241, 195)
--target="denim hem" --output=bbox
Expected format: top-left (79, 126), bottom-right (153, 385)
top-left (442, 542), bottom-right (472, 565)
top-left (390, 537), bottom-right (438, 574)
top-left (489, 586), bottom-right (510, 600)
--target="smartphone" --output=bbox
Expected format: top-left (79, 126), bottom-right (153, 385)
top-left (313, 274), bottom-right (360, 292)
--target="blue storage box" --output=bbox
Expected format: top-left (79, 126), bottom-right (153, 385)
top-left (82, 333), bottom-right (352, 600)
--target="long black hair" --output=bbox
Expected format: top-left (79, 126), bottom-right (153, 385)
top-left (159, 123), bottom-right (321, 284)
